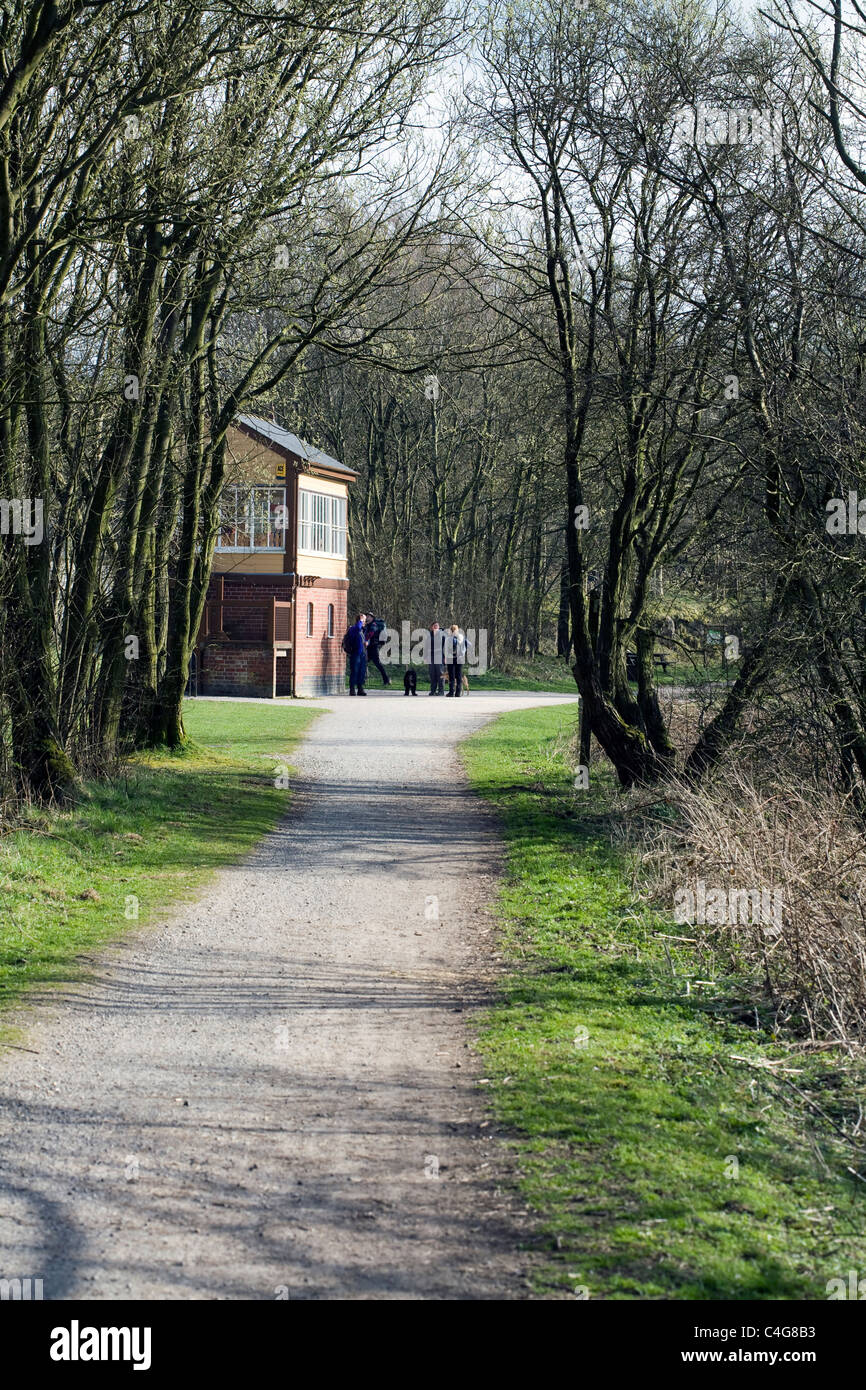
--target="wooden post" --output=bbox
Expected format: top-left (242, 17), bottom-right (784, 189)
top-left (579, 696), bottom-right (591, 770)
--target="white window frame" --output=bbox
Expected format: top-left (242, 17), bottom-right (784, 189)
top-left (216, 486), bottom-right (287, 552)
top-left (298, 488), bottom-right (347, 557)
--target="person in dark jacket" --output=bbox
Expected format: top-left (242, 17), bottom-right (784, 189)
top-left (364, 616), bottom-right (391, 686)
top-left (427, 621), bottom-right (445, 695)
top-left (345, 613), bottom-right (368, 696)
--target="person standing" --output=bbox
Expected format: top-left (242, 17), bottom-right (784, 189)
top-left (427, 621), bottom-right (445, 696)
top-left (364, 615), bottom-right (391, 687)
top-left (443, 623), bottom-right (471, 697)
top-left (343, 613), bottom-right (368, 696)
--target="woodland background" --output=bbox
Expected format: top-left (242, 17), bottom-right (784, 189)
top-left (4, 0), bottom-right (866, 1037)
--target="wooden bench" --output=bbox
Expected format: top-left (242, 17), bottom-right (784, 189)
top-left (626, 651), bottom-right (672, 680)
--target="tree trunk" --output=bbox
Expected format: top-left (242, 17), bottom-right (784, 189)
top-left (557, 559), bottom-right (571, 657)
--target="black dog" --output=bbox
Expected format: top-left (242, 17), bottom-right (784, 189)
top-left (403, 667), bottom-right (418, 696)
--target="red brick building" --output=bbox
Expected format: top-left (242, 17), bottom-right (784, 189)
top-left (194, 416), bottom-right (357, 698)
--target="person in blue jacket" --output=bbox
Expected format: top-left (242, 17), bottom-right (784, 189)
top-left (343, 613), bottom-right (368, 696)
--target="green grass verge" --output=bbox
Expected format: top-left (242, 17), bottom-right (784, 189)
top-left (377, 653), bottom-right (731, 695)
top-left (377, 654), bottom-right (579, 694)
top-left (464, 656), bottom-right (577, 693)
top-left (463, 704), bottom-right (866, 1300)
top-left (654, 659), bottom-right (730, 688)
top-left (0, 700), bottom-right (318, 1032)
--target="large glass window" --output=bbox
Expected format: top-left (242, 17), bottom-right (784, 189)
top-left (217, 487), bottom-right (286, 550)
top-left (298, 489), bottom-right (347, 557)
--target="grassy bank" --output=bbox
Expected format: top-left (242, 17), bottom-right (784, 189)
top-left (378, 652), bottom-right (730, 694)
top-left (376, 654), bottom-right (579, 693)
top-left (0, 700), bottom-right (318, 1030)
top-left (463, 704), bottom-right (866, 1299)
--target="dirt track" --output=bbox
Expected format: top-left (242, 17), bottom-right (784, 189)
top-left (0, 689), bottom-right (578, 1300)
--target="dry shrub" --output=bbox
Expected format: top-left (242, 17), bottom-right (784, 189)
top-left (631, 764), bottom-right (866, 1047)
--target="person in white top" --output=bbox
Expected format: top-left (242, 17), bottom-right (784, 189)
top-left (443, 624), bottom-right (472, 697)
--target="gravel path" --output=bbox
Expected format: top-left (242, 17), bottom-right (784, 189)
top-left (0, 689), bottom-right (578, 1300)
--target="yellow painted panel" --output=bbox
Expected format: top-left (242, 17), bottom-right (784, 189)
top-left (298, 476), bottom-right (348, 500)
top-left (212, 552), bottom-right (285, 574)
top-left (296, 553), bottom-right (347, 579)
top-left (225, 425), bottom-right (285, 483)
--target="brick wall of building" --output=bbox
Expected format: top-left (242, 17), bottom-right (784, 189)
top-left (200, 642), bottom-right (275, 698)
top-left (199, 573), bottom-right (347, 697)
top-left (295, 584), bottom-right (347, 696)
